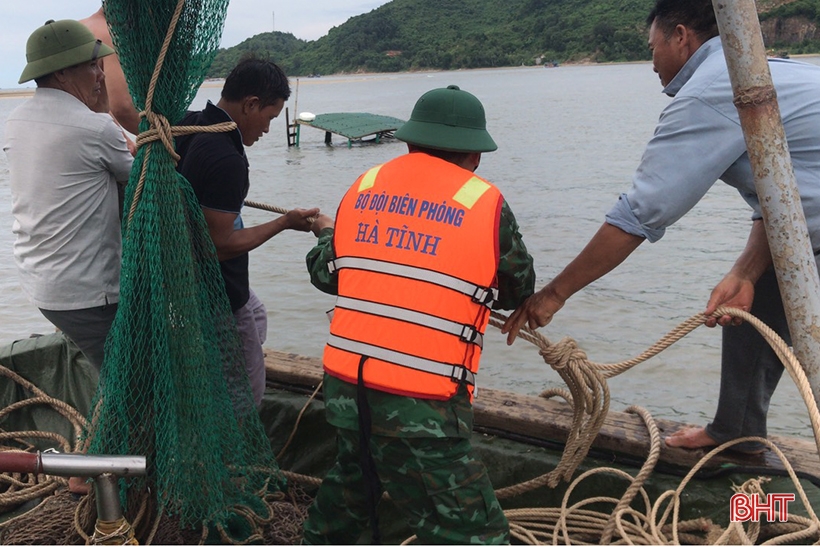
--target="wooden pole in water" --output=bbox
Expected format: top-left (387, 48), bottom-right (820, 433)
top-left (713, 0), bottom-right (820, 410)
top-left (293, 78), bottom-right (299, 119)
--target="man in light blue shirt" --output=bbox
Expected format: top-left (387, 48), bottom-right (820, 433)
top-left (503, 0), bottom-right (820, 453)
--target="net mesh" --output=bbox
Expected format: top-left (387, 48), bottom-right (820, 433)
top-left (83, 0), bottom-right (286, 532)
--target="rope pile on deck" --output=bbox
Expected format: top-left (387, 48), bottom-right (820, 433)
top-left (2, 307), bottom-right (820, 544)
top-left (482, 306), bottom-right (820, 545)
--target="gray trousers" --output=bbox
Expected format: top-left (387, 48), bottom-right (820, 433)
top-left (40, 303), bottom-right (119, 372)
top-left (706, 268), bottom-right (788, 452)
top-left (233, 289), bottom-right (268, 407)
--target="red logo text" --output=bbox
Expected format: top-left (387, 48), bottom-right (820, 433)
top-left (730, 493), bottom-right (795, 522)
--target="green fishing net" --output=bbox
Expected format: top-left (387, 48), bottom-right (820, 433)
top-left (85, 0), bottom-right (286, 533)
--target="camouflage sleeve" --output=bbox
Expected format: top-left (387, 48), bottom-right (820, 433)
top-left (305, 227), bottom-right (339, 295)
top-left (494, 199), bottom-right (535, 310)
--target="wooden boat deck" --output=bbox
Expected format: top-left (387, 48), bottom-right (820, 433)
top-left (264, 349), bottom-right (820, 483)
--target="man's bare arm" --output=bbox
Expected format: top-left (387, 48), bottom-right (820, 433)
top-left (203, 208), bottom-right (320, 262)
top-left (502, 222), bottom-right (645, 344)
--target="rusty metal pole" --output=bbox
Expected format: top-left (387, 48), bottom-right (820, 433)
top-left (712, 0), bottom-right (820, 410)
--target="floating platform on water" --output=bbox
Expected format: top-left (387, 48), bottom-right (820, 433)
top-left (286, 109), bottom-right (405, 148)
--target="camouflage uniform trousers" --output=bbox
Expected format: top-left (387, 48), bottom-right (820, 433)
top-left (302, 427), bottom-right (509, 545)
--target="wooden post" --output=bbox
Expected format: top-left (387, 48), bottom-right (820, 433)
top-left (285, 108), bottom-right (293, 147)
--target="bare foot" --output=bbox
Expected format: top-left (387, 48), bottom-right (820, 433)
top-left (664, 426), bottom-right (717, 449)
top-left (68, 476), bottom-right (91, 495)
top-left (665, 426), bottom-right (766, 454)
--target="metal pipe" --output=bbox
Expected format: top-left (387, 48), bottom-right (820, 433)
top-left (41, 453), bottom-right (146, 477)
top-left (0, 451), bottom-right (147, 478)
top-left (713, 0), bottom-right (820, 409)
top-left (0, 451), bottom-right (40, 474)
top-left (94, 473), bottom-right (124, 522)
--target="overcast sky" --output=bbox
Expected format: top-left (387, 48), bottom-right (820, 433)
top-left (0, 0), bottom-right (389, 89)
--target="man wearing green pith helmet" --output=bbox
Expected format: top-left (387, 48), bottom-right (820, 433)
top-left (4, 19), bottom-right (133, 372)
top-left (302, 85), bottom-right (536, 544)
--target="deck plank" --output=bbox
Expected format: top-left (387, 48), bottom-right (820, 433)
top-left (264, 349), bottom-right (820, 480)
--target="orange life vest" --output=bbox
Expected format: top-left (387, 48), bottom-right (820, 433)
top-left (323, 152), bottom-right (502, 400)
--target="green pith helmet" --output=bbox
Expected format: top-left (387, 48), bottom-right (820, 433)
top-left (19, 19), bottom-right (115, 84)
top-left (395, 85), bottom-right (497, 153)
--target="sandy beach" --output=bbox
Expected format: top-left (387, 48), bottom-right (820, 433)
top-left (0, 89), bottom-right (34, 99)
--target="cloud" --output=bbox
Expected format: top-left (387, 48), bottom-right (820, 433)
top-left (0, 0), bottom-right (389, 89)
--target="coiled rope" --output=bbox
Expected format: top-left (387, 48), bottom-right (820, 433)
top-left (0, 362), bottom-right (85, 518)
top-left (284, 306), bottom-right (820, 545)
top-left (5, 306), bottom-right (820, 544)
top-left (479, 306), bottom-right (820, 544)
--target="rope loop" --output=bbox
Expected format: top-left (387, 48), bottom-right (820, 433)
top-left (539, 337), bottom-right (587, 369)
top-left (138, 110), bottom-right (178, 161)
top-left (127, 0), bottom-right (238, 220)
top-left (135, 117), bottom-right (237, 164)
top-left (735, 476), bottom-right (770, 498)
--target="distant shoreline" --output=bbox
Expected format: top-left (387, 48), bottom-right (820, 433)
top-left (4, 54), bottom-right (819, 99)
top-left (0, 78), bottom-right (225, 100)
top-left (0, 88), bottom-right (34, 99)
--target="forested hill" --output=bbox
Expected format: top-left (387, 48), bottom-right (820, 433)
top-left (207, 0), bottom-right (820, 78)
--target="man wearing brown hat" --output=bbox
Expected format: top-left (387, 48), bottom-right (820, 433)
top-left (302, 85), bottom-right (535, 544)
top-left (3, 19), bottom-right (134, 372)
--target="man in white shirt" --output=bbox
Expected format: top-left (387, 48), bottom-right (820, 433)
top-left (4, 19), bottom-right (134, 371)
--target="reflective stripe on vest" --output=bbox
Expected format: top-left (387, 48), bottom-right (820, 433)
top-left (358, 164), bottom-right (383, 192)
top-left (327, 256), bottom-right (498, 307)
top-left (327, 334), bottom-right (476, 386)
top-left (335, 295), bottom-right (484, 348)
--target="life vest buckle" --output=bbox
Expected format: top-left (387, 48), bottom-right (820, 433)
top-left (449, 365), bottom-right (476, 386)
top-left (459, 325), bottom-right (484, 349)
top-left (471, 286), bottom-right (495, 306)
top-left (327, 259), bottom-right (339, 275)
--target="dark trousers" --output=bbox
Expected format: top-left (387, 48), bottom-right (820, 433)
top-left (40, 303), bottom-right (118, 371)
top-left (706, 268), bottom-right (788, 452)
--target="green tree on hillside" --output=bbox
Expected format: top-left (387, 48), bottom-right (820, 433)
top-left (206, 0), bottom-right (815, 78)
